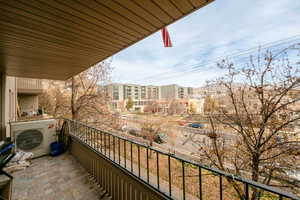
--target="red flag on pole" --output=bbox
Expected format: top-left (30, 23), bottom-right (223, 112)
top-left (161, 27), bottom-right (172, 47)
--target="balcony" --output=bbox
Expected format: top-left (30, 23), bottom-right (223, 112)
top-left (17, 78), bottom-right (44, 94)
top-left (0, 0), bottom-right (298, 199)
top-left (8, 119), bottom-right (299, 200)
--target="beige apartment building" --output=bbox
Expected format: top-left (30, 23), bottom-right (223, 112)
top-left (106, 83), bottom-right (161, 112)
top-left (106, 83), bottom-right (197, 112)
top-left (160, 84), bottom-right (193, 100)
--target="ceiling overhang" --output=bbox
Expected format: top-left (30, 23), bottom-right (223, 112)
top-left (0, 0), bottom-right (214, 80)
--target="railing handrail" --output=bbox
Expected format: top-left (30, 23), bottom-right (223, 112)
top-left (61, 118), bottom-right (300, 200)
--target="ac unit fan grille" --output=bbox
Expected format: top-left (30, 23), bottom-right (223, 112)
top-left (16, 129), bottom-right (44, 151)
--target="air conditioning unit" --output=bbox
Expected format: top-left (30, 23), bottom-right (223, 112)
top-left (10, 119), bottom-right (56, 158)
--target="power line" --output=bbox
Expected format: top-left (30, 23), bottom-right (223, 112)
top-left (131, 34), bottom-right (300, 84)
top-left (145, 44), bottom-right (300, 84)
top-left (136, 36), bottom-right (300, 83)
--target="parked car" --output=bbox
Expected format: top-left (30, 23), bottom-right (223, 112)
top-left (128, 128), bottom-right (140, 137)
top-left (188, 123), bottom-right (204, 129)
top-left (178, 121), bottom-right (186, 126)
top-left (154, 133), bottom-right (168, 144)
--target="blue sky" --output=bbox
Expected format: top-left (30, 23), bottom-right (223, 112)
top-left (111, 0), bottom-right (300, 87)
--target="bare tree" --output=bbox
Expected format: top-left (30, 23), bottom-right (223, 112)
top-left (166, 126), bottom-right (178, 154)
top-left (196, 45), bottom-right (300, 199)
top-left (141, 120), bottom-right (163, 158)
top-left (39, 80), bottom-right (70, 118)
top-left (67, 61), bottom-right (112, 123)
top-left (203, 95), bottom-right (219, 114)
top-left (168, 99), bottom-right (186, 115)
top-left (144, 101), bottom-right (159, 113)
top-left (40, 61), bottom-right (114, 128)
top-left (141, 121), bottom-right (161, 146)
top-left (189, 102), bottom-right (197, 114)
top-left (125, 97), bottom-right (134, 111)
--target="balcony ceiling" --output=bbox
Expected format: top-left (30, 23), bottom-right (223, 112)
top-left (0, 0), bottom-right (214, 80)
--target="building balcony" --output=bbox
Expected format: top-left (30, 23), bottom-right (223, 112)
top-left (6, 119), bottom-right (299, 200)
top-left (17, 78), bottom-right (44, 94)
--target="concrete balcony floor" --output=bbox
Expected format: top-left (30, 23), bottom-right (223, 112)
top-left (12, 153), bottom-right (103, 200)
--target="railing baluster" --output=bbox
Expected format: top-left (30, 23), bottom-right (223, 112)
top-left (77, 123), bottom-right (80, 138)
top-left (199, 167), bottom-right (202, 200)
top-left (108, 134), bottom-right (111, 159)
top-left (146, 148), bottom-right (149, 183)
top-left (80, 124), bottom-right (82, 139)
top-left (89, 128), bottom-right (91, 146)
top-left (73, 122), bottom-right (76, 136)
top-left (86, 126), bottom-right (88, 144)
top-left (89, 127), bottom-right (91, 145)
top-left (118, 138), bottom-right (121, 165)
top-left (244, 183), bottom-right (249, 200)
top-left (76, 122), bottom-right (78, 136)
top-left (138, 145), bottom-right (140, 177)
top-left (130, 142), bottom-right (133, 172)
top-left (100, 131), bottom-right (103, 153)
top-left (168, 155), bottom-right (172, 197)
top-left (97, 130), bottom-right (99, 150)
top-left (182, 161), bottom-right (185, 200)
top-left (157, 152), bottom-right (160, 189)
top-left (104, 133), bottom-right (107, 156)
top-left (83, 125), bottom-right (85, 142)
top-left (92, 129), bottom-right (95, 148)
top-left (90, 128), bottom-right (93, 147)
top-left (87, 126), bottom-right (89, 145)
top-left (73, 121), bottom-right (76, 135)
top-left (75, 122), bottom-right (77, 135)
top-left (219, 176), bottom-right (223, 200)
top-left (85, 126), bottom-right (87, 143)
top-left (95, 129), bottom-right (97, 149)
top-left (91, 128), bottom-right (93, 147)
top-left (113, 136), bottom-right (115, 161)
top-left (278, 194), bottom-right (283, 200)
top-left (124, 140), bottom-right (127, 168)
top-left (81, 124), bottom-right (84, 139)
top-left (93, 129), bottom-right (96, 149)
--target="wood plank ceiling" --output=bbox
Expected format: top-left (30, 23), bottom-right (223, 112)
top-left (0, 0), bottom-right (214, 80)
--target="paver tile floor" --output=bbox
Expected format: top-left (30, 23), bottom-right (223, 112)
top-left (12, 153), bottom-right (101, 200)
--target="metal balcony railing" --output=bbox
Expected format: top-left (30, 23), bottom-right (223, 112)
top-left (62, 118), bottom-right (299, 200)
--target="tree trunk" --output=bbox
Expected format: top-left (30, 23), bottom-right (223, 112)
top-left (251, 153), bottom-right (260, 200)
top-left (71, 77), bottom-right (77, 120)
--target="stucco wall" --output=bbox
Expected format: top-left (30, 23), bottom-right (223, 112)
top-left (1, 76), bottom-right (17, 139)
